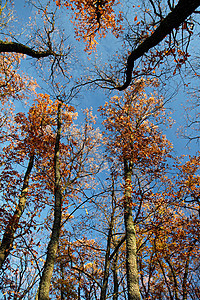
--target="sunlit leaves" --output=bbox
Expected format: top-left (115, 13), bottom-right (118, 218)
top-left (99, 78), bottom-right (172, 176)
top-left (55, 0), bottom-right (123, 52)
top-left (0, 53), bottom-right (36, 142)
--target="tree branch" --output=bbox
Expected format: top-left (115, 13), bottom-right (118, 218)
top-left (117, 0), bottom-right (200, 91)
top-left (109, 235), bottom-right (126, 261)
top-left (71, 265), bottom-right (102, 288)
top-left (0, 40), bottom-right (53, 58)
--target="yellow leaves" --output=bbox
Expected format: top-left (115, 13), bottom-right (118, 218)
top-left (90, 39), bottom-right (99, 46)
top-left (39, 258), bottom-right (45, 262)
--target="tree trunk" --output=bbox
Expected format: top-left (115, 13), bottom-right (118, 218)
top-left (165, 258), bottom-right (180, 300)
top-left (38, 102), bottom-right (62, 300)
top-left (0, 155), bottom-right (34, 269)
top-left (112, 249), bottom-right (119, 300)
top-left (60, 263), bottom-right (65, 300)
top-left (123, 159), bottom-right (140, 300)
top-left (100, 171), bottom-right (118, 300)
top-left (100, 210), bottom-right (114, 300)
top-left (182, 243), bottom-right (194, 300)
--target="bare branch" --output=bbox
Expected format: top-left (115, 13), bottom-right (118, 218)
top-left (0, 40), bottom-right (53, 58)
top-left (117, 0), bottom-right (200, 91)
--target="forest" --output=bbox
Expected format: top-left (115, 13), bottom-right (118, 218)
top-left (0, 0), bottom-right (199, 299)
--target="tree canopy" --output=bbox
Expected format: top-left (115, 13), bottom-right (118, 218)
top-left (0, 1), bottom-right (199, 300)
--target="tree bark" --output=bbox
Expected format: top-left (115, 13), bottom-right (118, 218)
top-left (0, 155), bottom-right (34, 269)
top-left (123, 159), bottom-right (140, 300)
top-left (182, 256), bottom-right (190, 300)
top-left (60, 263), bottom-right (65, 300)
top-left (118, 0), bottom-right (200, 90)
top-left (38, 102), bottom-right (62, 300)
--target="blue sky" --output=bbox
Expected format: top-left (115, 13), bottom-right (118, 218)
top-left (10, 0), bottom-right (199, 159)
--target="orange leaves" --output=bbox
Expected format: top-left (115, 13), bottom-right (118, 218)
top-left (0, 53), bottom-right (37, 143)
top-left (55, 0), bottom-right (61, 7)
top-left (136, 158), bottom-right (199, 299)
top-left (57, 0), bottom-right (123, 52)
top-left (175, 153), bottom-right (200, 203)
top-left (15, 94), bottom-right (57, 157)
top-left (14, 94), bottom-right (77, 158)
top-left (99, 78), bottom-right (172, 176)
top-left (0, 53), bottom-right (37, 103)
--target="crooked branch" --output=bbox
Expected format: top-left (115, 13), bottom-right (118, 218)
top-left (117, 0), bottom-right (200, 90)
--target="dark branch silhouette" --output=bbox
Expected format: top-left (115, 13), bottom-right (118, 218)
top-left (117, 0), bottom-right (200, 91)
top-left (0, 40), bottom-right (53, 58)
top-left (0, 1), bottom-right (199, 89)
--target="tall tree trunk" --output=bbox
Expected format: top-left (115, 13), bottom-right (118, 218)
top-left (165, 258), bottom-right (180, 300)
top-left (123, 159), bottom-right (140, 300)
top-left (0, 155), bottom-right (34, 269)
top-left (182, 244), bottom-right (194, 300)
top-left (38, 102), bottom-right (62, 300)
top-left (78, 272), bottom-right (81, 300)
top-left (60, 263), bottom-right (65, 300)
top-left (100, 211), bottom-right (114, 300)
top-left (112, 249), bottom-right (119, 300)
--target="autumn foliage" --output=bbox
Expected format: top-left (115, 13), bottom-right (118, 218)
top-left (0, 1), bottom-right (200, 300)
top-left (55, 0), bottom-right (123, 51)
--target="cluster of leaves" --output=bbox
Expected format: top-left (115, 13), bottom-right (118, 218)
top-left (55, 0), bottom-right (123, 52)
top-left (99, 78), bottom-right (173, 173)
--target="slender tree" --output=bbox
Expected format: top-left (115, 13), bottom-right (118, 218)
top-left (100, 78), bottom-right (173, 299)
top-left (38, 102), bottom-right (62, 300)
top-left (0, 155), bottom-right (34, 269)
